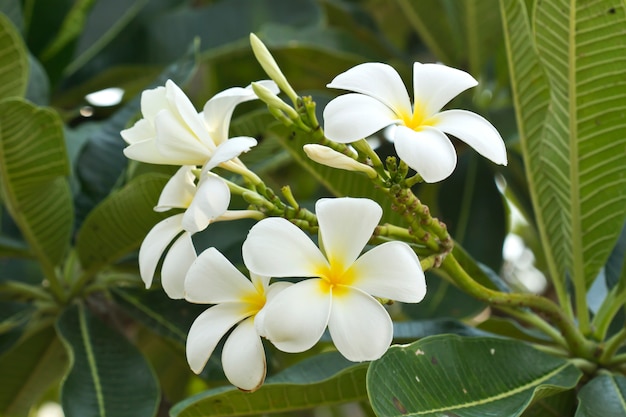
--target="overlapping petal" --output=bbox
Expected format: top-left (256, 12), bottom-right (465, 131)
top-left (316, 198), bottom-right (382, 267)
top-left (203, 136), bottom-right (258, 172)
top-left (327, 62), bottom-right (412, 116)
top-left (122, 137), bottom-right (173, 165)
top-left (412, 62), bottom-right (478, 117)
top-left (221, 317), bottom-right (266, 391)
top-left (120, 118), bottom-right (154, 145)
top-left (138, 214), bottom-right (185, 288)
top-left (154, 110), bottom-right (212, 165)
top-left (323, 93), bottom-right (400, 143)
top-left (182, 175), bottom-right (230, 233)
top-left (204, 80), bottom-right (278, 145)
top-left (186, 303), bottom-right (250, 374)
top-left (166, 80), bottom-right (214, 149)
top-left (258, 279), bottom-right (332, 353)
top-left (160, 232), bottom-right (196, 299)
top-left (328, 287), bottom-right (393, 361)
top-left (154, 166), bottom-right (196, 212)
top-left (435, 109), bottom-right (508, 165)
top-left (139, 85), bottom-right (167, 121)
top-left (350, 241), bottom-right (426, 303)
top-left (185, 247), bottom-right (258, 304)
top-left (393, 125), bottom-right (457, 183)
top-left (242, 217), bottom-right (327, 278)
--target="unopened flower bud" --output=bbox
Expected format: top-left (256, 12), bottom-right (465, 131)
top-left (250, 33), bottom-right (298, 104)
top-left (303, 144), bottom-right (377, 179)
top-left (252, 82), bottom-right (299, 120)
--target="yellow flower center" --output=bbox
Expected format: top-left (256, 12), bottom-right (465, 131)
top-left (400, 103), bottom-right (437, 131)
top-left (241, 289), bottom-right (267, 316)
top-left (316, 259), bottom-right (355, 296)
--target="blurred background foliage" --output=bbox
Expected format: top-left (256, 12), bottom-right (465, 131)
top-left (0, 0), bottom-right (535, 415)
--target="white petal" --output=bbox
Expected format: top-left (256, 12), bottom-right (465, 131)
top-left (323, 93), bottom-right (400, 143)
top-left (350, 242), bottom-right (426, 303)
top-left (161, 232), bottom-right (197, 299)
top-left (327, 62), bottom-right (412, 116)
top-left (186, 303), bottom-right (249, 374)
top-left (140, 85), bottom-right (167, 121)
top-left (328, 287), bottom-right (393, 361)
top-left (185, 247), bottom-right (257, 304)
top-left (154, 110), bottom-right (212, 165)
top-left (393, 125), bottom-right (457, 183)
top-left (120, 118), bottom-right (154, 145)
top-left (435, 110), bottom-right (507, 165)
top-left (242, 218), bottom-right (327, 278)
top-left (413, 63), bottom-right (477, 117)
top-left (253, 281), bottom-right (293, 335)
top-left (316, 198), bottom-right (382, 268)
top-left (122, 138), bottom-right (174, 165)
top-left (182, 175), bottom-right (230, 233)
top-left (203, 81), bottom-right (278, 144)
top-left (138, 214), bottom-right (184, 289)
top-left (222, 317), bottom-right (266, 391)
top-left (155, 166), bottom-right (196, 211)
top-left (203, 136), bottom-right (258, 171)
top-left (260, 279), bottom-right (331, 353)
top-left (165, 80), bottom-right (215, 149)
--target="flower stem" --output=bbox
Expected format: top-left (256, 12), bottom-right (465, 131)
top-left (600, 326), bottom-right (626, 364)
top-left (495, 305), bottom-right (567, 349)
top-left (440, 254), bottom-right (595, 359)
top-left (591, 285), bottom-right (626, 342)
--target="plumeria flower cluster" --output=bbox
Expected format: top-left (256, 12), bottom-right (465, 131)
top-left (121, 79), bottom-right (277, 298)
top-left (185, 197), bottom-right (426, 391)
top-left (122, 34), bottom-right (507, 392)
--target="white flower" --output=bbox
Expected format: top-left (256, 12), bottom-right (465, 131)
top-left (242, 197), bottom-right (426, 362)
top-left (139, 166), bottom-right (230, 299)
top-left (185, 247), bottom-right (290, 391)
top-left (121, 79), bottom-right (278, 167)
top-left (323, 62), bottom-right (507, 183)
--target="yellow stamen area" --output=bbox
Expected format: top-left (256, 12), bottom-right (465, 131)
top-left (240, 290), bottom-right (266, 316)
top-left (400, 104), bottom-right (437, 131)
top-left (316, 260), bottom-right (356, 296)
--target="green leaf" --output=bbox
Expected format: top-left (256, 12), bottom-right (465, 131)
top-left (0, 326), bottom-right (68, 417)
top-left (0, 98), bottom-right (72, 272)
top-left (395, 0), bottom-right (503, 77)
top-left (367, 335), bottom-right (582, 417)
top-left (56, 302), bottom-right (159, 417)
top-left (521, 390), bottom-right (577, 417)
top-left (39, 0), bottom-right (97, 62)
top-left (0, 11), bottom-right (28, 98)
top-left (501, 0), bottom-right (626, 289)
top-left (111, 288), bottom-right (205, 347)
top-left (76, 173), bottom-right (169, 274)
top-left (171, 351), bottom-right (368, 417)
top-left (575, 374), bottom-right (626, 417)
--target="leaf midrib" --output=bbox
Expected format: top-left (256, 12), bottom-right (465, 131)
top-left (78, 304), bottom-right (106, 417)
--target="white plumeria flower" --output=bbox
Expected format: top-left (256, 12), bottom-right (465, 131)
top-left (185, 247), bottom-right (290, 391)
top-left (323, 62), bottom-right (507, 183)
top-left (139, 166), bottom-right (230, 299)
top-left (121, 79), bottom-right (278, 167)
top-left (242, 197), bottom-right (426, 362)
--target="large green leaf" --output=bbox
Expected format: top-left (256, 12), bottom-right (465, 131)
top-left (76, 173), bottom-right (169, 274)
top-left (0, 326), bottom-right (68, 417)
top-left (56, 302), bottom-right (159, 417)
top-left (0, 11), bottom-right (27, 98)
top-left (0, 98), bottom-right (72, 272)
top-left (501, 0), bottom-right (626, 289)
top-left (575, 374), bottom-right (626, 417)
top-left (367, 335), bottom-right (582, 417)
top-left (395, 0), bottom-right (503, 77)
top-left (171, 351), bottom-right (367, 417)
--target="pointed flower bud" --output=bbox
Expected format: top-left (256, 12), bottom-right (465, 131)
top-left (303, 144), bottom-right (378, 179)
top-left (251, 82), bottom-right (299, 120)
top-left (250, 33), bottom-right (298, 104)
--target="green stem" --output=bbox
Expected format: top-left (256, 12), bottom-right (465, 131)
top-left (441, 254), bottom-right (595, 359)
top-left (592, 285), bottom-right (626, 342)
top-left (600, 326), bottom-right (626, 364)
top-left (0, 281), bottom-right (55, 302)
top-left (496, 305), bottom-right (568, 349)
